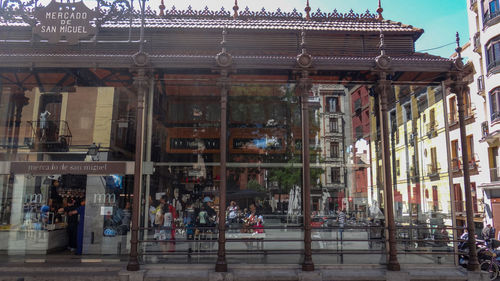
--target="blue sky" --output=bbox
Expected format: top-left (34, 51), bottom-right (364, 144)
top-left (147, 0), bottom-right (469, 58)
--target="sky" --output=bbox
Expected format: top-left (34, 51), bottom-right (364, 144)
top-left (140, 0), bottom-right (469, 58)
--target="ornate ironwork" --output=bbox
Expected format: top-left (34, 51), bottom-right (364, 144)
top-left (0, 0), bottom-right (36, 25)
top-left (96, 0), bottom-right (132, 22)
top-left (1, 1), bottom-right (381, 26)
top-left (310, 8), bottom-right (376, 21)
top-left (162, 5), bottom-right (230, 18)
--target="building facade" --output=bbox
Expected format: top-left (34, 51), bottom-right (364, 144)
top-left (0, 0), bottom-right (477, 272)
top-left (466, 0), bottom-right (500, 238)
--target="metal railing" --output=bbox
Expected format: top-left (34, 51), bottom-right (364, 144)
top-left (427, 163), bottom-right (441, 177)
top-left (137, 219), bottom-right (462, 265)
top-left (451, 158), bottom-right (461, 172)
top-left (487, 59), bottom-right (500, 73)
top-left (473, 32), bottom-right (480, 52)
top-left (484, 10), bottom-right (500, 26)
top-left (455, 200), bottom-right (465, 213)
top-left (491, 167), bottom-right (500, 182)
top-left (25, 120), bottom-right (72, 149)
top-left (426, 122), bottom-right (437, 137)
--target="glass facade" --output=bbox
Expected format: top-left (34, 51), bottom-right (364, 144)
top-left (0, 69), bottom-right (136, 259)
top-left (0, 68), bottom-right (460, 266)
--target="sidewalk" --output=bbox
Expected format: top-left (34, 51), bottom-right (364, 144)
top-left (0, 262), bottom-right (489, 281)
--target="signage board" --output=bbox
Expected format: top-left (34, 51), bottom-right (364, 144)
top-left (33, 0), bottom-right (97, 44)
top-left (9, 161), bottom-right (130, 175)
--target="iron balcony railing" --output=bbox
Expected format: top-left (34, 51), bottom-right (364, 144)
top-left (451, 158), bottom-right (461, 172)
top-left (427, 163), bottom-right (440, 177)
top-left (477, 75), bottom-right (485, 94)
top-left (473, 32), bottom-right (481, 53)
top-left (425, 121), bottom-right (437, 138)
top-left (487, 59), bottom-right (500, 74)
top-left (25, 120), bottom-right (72, 150)
top-left (491, 167), bottom-right (500, 182)
top-left (484, 10), bottom-right (500, 26)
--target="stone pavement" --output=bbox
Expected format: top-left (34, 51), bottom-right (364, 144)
top-left (0, 262), bottom-right (490, 281)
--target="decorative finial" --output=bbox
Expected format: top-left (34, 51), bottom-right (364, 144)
top-left (301, 28), bottom-right (307, 54)
top-left (379, 30), bottom-right (385, 56)
top-left (377, 0), bottom-right (384, 20)
top-left (305, 0), bottom-right (311, 21)
top-left (159, 0), bottom-right (165, 16)
top-left (233, 0), bottom-right (239, 19)
top-left (455, 32), bottom-right (462, 57)
top-left (221, 26), bottom-right (227, 53)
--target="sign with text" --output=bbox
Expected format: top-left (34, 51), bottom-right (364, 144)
top-left (34, 0), bottom-right (97, 44)
top-left (10, 162), bottom-right (128, 175)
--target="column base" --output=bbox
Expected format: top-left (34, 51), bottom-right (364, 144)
top-left (215, 262), bottom-right (228, 273)
top-left (302, 260), bottom-right (315, 272)
top-left (126, 260), bottom-right (140, 272)
top-left (387, 261), bottom-right (400, 271)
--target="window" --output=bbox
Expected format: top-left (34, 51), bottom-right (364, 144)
top-left (467, 135), bottom-right (475, 163)
top-left (429, 108), bottom-right (435, 126)
top-left (432, 186), bottom-right (439, 210)
top-left (326, 97), bottom-right (340, 112)
top-left (355, 126), bottom-right (363, 139)
top-left (490, 0), bottom-right (499, 14)
top-left (329, 117), bottom-right (338, 133)
top-left (331, 167), bottom-right (341, 183)
top-left (404, 104), bottom-right (412, 121)
top-left (396, 159), bottom-right (400, 176)
top-left (490, 88), bottom-right (500, 121)
top-left (431, 147), bottom-right (438, 170)
top-left (449, 96), bottom-right (458, 124)
top-left (451, 140), bottom-right (460, 171)
top-left (484, 0), bottom-right (500, 24)
top-left (486, 36), bottom-right (500, 73)
top-left (330, 142), bottom-right (339, 158)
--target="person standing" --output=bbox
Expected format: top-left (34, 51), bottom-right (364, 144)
top-left (482, 224), bottom-right (493, 241)
top-left (60, 198), bottom-right (78, 252)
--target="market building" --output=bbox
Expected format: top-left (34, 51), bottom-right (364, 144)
top-left (0, 0), bottom-right (485, 279)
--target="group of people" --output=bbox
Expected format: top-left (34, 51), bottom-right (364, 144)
top-left (226, 201), bottom-right (264, 233)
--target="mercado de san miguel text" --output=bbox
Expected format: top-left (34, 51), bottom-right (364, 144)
top-left (0, 0), bottom-right (484, 276)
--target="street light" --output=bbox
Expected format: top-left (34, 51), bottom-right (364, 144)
top-left (88, 143), bottom-right (100, 156)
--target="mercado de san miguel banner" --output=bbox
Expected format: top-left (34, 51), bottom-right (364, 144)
top-left (0, 162), bottom-right (134, 175)
top-left (33, 0), bottom-right (97, 44)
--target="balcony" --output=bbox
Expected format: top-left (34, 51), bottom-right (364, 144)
top-left (449, 111), bottom-right (458, 125)
top-left (487, 59), bottom-right (500, 75)
top-left (469, 154), bottom-right (480, 171)
top-left (427, 163), bottom-right (441, 178)
top-left (455, 200), bottom-right (465, 213)
top-left (451, 158), bottom-right (461, 173)
top-left (490, 167), bottom-right (500, 182)
top-left (470, 0), bottom-right (477, 11)
top-left (484, 10), bottom-right (500, 27)
top-left (477, 75), bottom-right (485, 96)
top-left (26, 120), bottom-right (72, 151)
top-left (455, 200), bottom-right (480, 214)
top-left (473, 32), bottom-right (481, 53)
top-left (426, 122), bottom-right (437, 138)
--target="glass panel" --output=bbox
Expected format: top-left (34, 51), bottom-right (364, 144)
top-left (391, 85), bottom-right (454, 265)
top-left (0, 68), bottom-right (136, 261)
top-left (143, 79), bottom-right (220, 264)
top-left (226, 83), bottom-right (303, 264)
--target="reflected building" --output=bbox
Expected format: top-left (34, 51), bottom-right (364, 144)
top-left (464, 0), bottom-right (500, 237)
